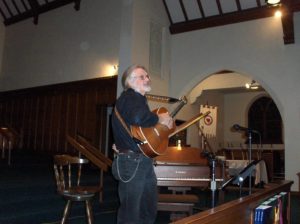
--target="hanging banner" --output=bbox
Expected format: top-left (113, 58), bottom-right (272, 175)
top-left (199, 105), bottom-right (217, 138)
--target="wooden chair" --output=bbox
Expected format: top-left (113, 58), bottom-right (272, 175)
top-left (66, 135), bottom-right (111, 202)
top-left (53, 154), bottom-right (102, 224)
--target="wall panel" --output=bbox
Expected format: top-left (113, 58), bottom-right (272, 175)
top-left (0, 76), bottom-right (117, 155)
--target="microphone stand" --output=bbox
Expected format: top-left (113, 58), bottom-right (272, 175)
top-left (201, 150), bottom-right (217, 208)
top-left (210, 157), bottom-right (217, 208)
top-left (247, 130), bottom-right (252, 195)
top-left (233, 124), bottom-right (261, 195)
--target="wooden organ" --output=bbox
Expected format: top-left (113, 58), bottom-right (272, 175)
top-left (154, 147), bottom-right (226, 221)
top-left (154, 147), bottom-right (225, 188)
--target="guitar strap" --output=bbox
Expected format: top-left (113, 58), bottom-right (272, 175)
top-left (114, 106), bottom-right (144, 145)
top-left (114, 106), bottom-right (133, 137)
top-left (114, 106), bottom-right (142, 182)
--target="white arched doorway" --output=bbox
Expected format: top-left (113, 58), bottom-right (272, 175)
top-left (173, 70), bottom-right (284, 182)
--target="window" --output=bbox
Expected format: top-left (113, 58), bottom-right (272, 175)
top-left (248, 97), bottom-right (282, 144)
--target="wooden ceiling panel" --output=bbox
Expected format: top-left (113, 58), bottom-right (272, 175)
top-left (184, 0), bottom-right (202, 20)
top-left (165, 0), bottom-right (185, 23)
top-left (201, 0), bottom-right (219, 17)
top-left (219, 0), bottom-right (239, 13)
top-left (239, 0), bottom-right (261, 9)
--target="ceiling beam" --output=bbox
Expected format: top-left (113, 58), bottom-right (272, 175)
top-left (170, 1), bottom-right (300, 45)
top-left (4, 0), bottom-right (81, 26)
top-left (170, 6), bottom-right (279, 34)
top-left (281, 6), bottom-right (294, 44)
top-left (280, 0), bottom-right (296, 44)
top-left (28, 0), bottom-right (40, 25)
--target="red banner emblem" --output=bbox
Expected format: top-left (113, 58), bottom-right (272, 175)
top-left (204, 115), bottom-right (213, 126)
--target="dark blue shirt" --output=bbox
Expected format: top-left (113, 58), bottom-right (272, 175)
top-left (112, 88), bottom-right (158, 152)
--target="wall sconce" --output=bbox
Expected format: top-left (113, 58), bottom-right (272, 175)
top-left (245, 80), bottom-right (259, 90)
top-left (113, 65), bottom-right (119, 73)
top-left (105, 64), bottom-right (119, 77)
top-left (112, 65), bottom-right (119, 76)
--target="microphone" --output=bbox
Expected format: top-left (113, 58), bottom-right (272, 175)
top-left (232, 124), bottom-right (260, 134)
top-left (145, 94), bottom-right (180, 103)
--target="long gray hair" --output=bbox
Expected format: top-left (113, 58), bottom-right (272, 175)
top-left (121, 64), bottom-right (148, 90)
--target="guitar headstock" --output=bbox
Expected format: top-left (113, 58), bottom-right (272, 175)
top-left (179, 96), bottom-right (188, 105)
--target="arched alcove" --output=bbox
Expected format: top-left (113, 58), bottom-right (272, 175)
top-left (174, 68), bottom-right (283, 147)
top-left (174, 70), bottom-right (285, 181)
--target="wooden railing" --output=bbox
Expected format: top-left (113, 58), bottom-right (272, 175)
top-left (76, 134), bottom-right (112, 168)
top-left (66, 135), bottom-right (109, 171)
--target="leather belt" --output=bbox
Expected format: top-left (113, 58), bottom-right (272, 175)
top-left (118, 149), bottom-right (140, 154)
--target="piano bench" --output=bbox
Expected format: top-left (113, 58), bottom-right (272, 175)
top-left (158, 194), bottom-right (199, 204)
top-left (157, 194), bottom-right (199, 215)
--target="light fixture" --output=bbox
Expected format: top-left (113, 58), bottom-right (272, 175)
top-left (274, 10), bottom-right (282, 18)
top-left (245, 80), bottom-right (259, 90)
top-left (104, 64), bottom-right (119, 77)
top-left (266, 0), bottom-right (281, 6)
top-left (176, 139), bottom-right (182, 150)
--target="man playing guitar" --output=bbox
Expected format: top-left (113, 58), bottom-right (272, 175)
top-left (111, 64), bottom-right (173, 224)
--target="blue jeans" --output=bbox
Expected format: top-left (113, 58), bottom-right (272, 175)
top-left (112, 152), bottom-right (157, 224)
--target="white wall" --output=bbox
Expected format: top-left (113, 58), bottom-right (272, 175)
top-left (0, 22), bottom-right (5, 73)
top-left (170, 14), bottom-right (300, 191)
top-left (0, 0), bottom-right (121, 91)
top-left (117, 0), bottom-right (171, 101)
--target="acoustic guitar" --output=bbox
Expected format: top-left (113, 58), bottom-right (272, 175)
top-left (131, 96), bottom-right (210, 158)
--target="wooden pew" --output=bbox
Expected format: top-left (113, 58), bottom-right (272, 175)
top-left (172, 180), bottom-right (293, 224)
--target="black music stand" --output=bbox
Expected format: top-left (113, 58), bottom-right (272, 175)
top-left (232, 125), bottom-right (260, 195)
top-left (220, 160), bottom-right (261, 197)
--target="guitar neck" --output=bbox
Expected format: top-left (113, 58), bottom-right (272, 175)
top-left (169, 111), bottom-right (210, 138)
top-left (170, 96), bottom-right (187, 117)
